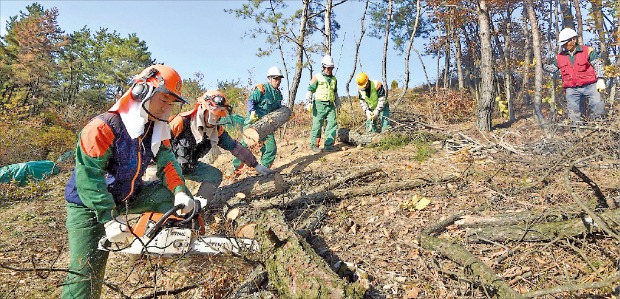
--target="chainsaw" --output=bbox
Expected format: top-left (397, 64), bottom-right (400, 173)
top-left (98, 199), bottom-right (259, 256)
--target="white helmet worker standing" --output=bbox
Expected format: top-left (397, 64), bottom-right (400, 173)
top-left (547, 27), bottom-right (606, 126)
top-left (267, 66), bottom-right (284, 78)
top-left (558, 28), bottom-right (578, 46)
top-left (321, 55), bottom-right (335, 68)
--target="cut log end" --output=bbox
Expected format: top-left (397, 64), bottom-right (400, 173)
top-left (236, 223), bottom-right (256, 238)
top-left (242, 128), bottom-right (261, 147)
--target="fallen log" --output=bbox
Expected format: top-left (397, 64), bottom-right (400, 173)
top-left (337, 128), bottom-right (384, 146)
top-left (420, 233), bottom-right (521, 298)
top-left (254, 175), bottom-right (456, 209)
top-left (212, 173), bottom-right (287, 208)
top-left (465, 208), bottom-right (620, 243)
top-left (419, 215), bottom-right (521, 298)
top-left (254, 209), bottom-right (366, 298)
top-left (243, 107), bottom-right (292, 147)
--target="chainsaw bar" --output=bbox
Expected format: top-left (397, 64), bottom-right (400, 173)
top-left (98, 227), bottom-right (259, 256)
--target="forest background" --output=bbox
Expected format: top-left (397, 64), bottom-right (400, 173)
top-left (0, 0), bottom-right (618, 167)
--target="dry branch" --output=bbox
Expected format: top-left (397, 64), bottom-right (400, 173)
top-left (419, 233), bottom-right (521, 298)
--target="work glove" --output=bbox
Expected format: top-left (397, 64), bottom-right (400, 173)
top-left (596, 79), bottom-right (606, 92)
top-left (372, 110), bottom-right (380, 120)
top-left (249, 111), bottom-right (259, 123)
top-left (305, 91), bottom-right (313, 102)
top-left (255, 164), bottom-right (276, 175)
top-left (365, 110), bottom-right (373, 120)
top-left (174, 192), bottom-right (195, 216)
top-left (104, 217), bottom-right (132, 243)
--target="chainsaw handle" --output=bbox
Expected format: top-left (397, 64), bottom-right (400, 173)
top-left (178, 199), bottom-right (201, 225)
top-left (145, 201), bottom-right (201, 239)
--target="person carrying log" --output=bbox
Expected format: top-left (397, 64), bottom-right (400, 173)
top-left (305, 54), bottom-right (341, 153)
top-left (170, 90), bottom-right (274, 201)
top-left (63, 64), bottom-right (196, 299)
top-left (232, 66), bottom-right (285, 175)
top-left (356, 72), bottom-right (390, 133)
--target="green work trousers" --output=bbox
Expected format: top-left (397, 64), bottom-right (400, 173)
top-left (62, 183), bottom-right (175, 299)
top-left (184, 161), bottom-right (223, 186)
top-left (232, 133), bottom-right (276, 169)
top-left (366, 103), bottom-right (391, 133)
top-left (310, 100), bottom-right (338, 147)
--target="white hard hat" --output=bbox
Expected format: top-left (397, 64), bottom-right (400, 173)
top-left (559, 28), bottom-right (578, 45)
top-left (321, 55), bottom-right (335, 67)
top-left (267, 66), bottom-right (284, 78)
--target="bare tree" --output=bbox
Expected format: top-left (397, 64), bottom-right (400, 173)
top-left (475, 0), bottom-right (494, 131)
top-left (394, 0), bottom-right (422, 107)
top-left (345, 0), bottom-right (369, 116)
top-left (382, 0), bottom-right (393, 98)
top-left (525, 0), bottom-right (546, 127)
top-left (324, 0), bottom-right (332, 54)
top-left (573, 0), bottom-right (584, 44)
top-left (288, 0), bottom-right (312, 108)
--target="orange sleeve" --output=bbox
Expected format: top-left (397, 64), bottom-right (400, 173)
top-left (163, 161), bottom-right (184, 192)
top-left (161, 139), bottom-right (171, 147)
top-left (79, 118), bottom-right (115, 158)
top-left (168, 115), bottom-right (184, 138)
top-left (375, 82), bottom-right (383, 89)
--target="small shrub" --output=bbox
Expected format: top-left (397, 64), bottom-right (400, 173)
top-left (419, 88), bottom-right (475, 124)
top-left (412, 140), bottom-right (436, 162)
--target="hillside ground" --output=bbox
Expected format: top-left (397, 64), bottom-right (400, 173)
top-left (0, 89), bottom-right (619, 298)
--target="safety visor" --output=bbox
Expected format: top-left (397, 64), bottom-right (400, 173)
top-left (207, 96), bottom-right (232, 117)
top-left (153, 85), bottom-right (189, 104)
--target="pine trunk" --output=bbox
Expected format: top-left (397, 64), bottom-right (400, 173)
top-left (242, 106), bottom-right (292, 147)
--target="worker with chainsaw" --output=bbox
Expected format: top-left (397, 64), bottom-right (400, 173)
top-left (170, 90), bottom-right (274, 200)
top-left (356, 72), bottom-right (390, 133)
top-left (544, 27), bottom-right (606, 125)
top-left (305, 55), bottom-right (340, 153)
top-left (62, 65), bottom-right (197, 299)
top-left (232, 66), bottom-right (284, 174)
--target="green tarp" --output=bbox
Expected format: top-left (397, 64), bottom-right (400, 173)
top-left (0, 160), bottom-right (60, 186)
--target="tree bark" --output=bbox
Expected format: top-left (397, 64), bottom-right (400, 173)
top-left (573, 0), bottom-right (584, 44)
top-left (336, 128), bottom-right (384, 146)
top-left (476, 0), bottom-right (494, 131)
top-left (394, 0), bottom-right (421, 107)
top-left (212, 173), bottom-right (288, 207)
top-left (345, 0), bottom-right (369, 119)
top-left (382, 0), bottom-right (393, 99)
top-left (243, 106), bottom-right (292, 147)
top-left (455, 28), bottom-right (465, 90)
top-left (465, 208), bottom-right (620, 243)
top-left (503, 11), bottom-right (515, 122)
top-left (525, 0), bottom-right (547, 127)
top-left (590, 0), bottom-right (609, 65)
top-left (559, 0), bottom-right (575, 29)
top-left (325, 0), bottom-right (332, 55)
top-left (255, 209), bottom-right (366, 298)
top-left (287, 0), bottom-right (310, 108)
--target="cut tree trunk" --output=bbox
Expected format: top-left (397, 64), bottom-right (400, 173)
top-left (337, 128), bottom-right (384, 146)
top-left (254, 209), bottom-right (366, 298)
top-left (465, 208), bottom-right (620, 243)
top-left (243, 107), bottom-right (292, 147)
top-left (212, 173), bottom-right (287, 208)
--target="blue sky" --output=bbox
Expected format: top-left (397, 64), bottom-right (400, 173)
top-left (1, 1), bottom-right (436, 102)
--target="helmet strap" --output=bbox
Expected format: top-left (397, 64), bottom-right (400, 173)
top-left (141, 98), bottom-right (169, 123)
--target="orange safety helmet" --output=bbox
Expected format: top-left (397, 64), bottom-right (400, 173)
top-left (356, 72), bottom-right (369, 89)
top-left (132, 64), bottom-right (188, 104)
top-left (201, 90), bottom-right (231, 117)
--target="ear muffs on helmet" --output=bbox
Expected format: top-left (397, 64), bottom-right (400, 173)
top-left (131, 68), bottom-right (160, 102)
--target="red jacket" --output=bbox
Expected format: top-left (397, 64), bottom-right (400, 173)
top-left (556, 45), bottom-right (597, 88)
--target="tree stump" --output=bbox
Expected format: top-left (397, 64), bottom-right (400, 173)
top-left (243, 107), bottom-right (292, 146)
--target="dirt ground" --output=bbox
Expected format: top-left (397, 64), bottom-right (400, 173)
top-left (1, 101), bottom-right (619, 298)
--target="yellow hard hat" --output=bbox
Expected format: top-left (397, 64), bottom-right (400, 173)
top-left (356, 72), bottom-right (369, 89)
